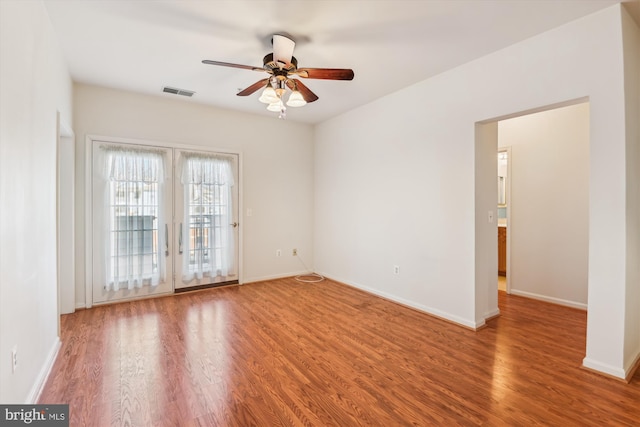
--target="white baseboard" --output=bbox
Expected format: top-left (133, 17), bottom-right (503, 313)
top-left (243, 270), bottom-right (309, 284)
top-left (75, 302), bottom-right (85, 310)
top-left (582, 357), bottom-right (626, 380)
top-left (484, 308), bottom-right (501, 320)
top-left (318, 272), bottom-right (482, 330)
top-left (624, 349), bottom-right (640, 380)
top-left (26, 337), bottom-right (61, 404)
top-left (510, 289), bottom-right (587, 310)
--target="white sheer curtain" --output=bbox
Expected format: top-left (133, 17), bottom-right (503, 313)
top-left (101, 146), bottom-right (166, 290)
top-left (180, 153), bottom-right (235, 283)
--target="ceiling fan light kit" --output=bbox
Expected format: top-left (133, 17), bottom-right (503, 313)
top-left (203, 33), bottom-right (354, 119)
top-left (258, 84), bottom-right (279, 104)
top-left (286, 90), bottom-right (306, 107)
top-left (267, 101), bottom-right (284, 112)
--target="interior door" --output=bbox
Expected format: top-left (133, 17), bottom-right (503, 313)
top-left (174, 149), bottom-right (239, 289)
top-left (91, 141), bottom-right (174, 303)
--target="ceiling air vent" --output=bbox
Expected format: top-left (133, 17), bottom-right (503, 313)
top-left (162, 86), bottom-right (195, 97)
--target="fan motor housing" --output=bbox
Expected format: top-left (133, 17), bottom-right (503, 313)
top-left (263, 53), bottom-right (298, 73)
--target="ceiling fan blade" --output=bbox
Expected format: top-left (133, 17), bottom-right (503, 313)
top-left (295, 68), bottom-right (355, 80)
top-left (202, 60), bottom-right (263, 72)
top-left (237, 78), bottom-right (270, 96)
top-left (272, 34), bottom-right (295, 66)
top-left (287, 79), bottom-right (319, 103)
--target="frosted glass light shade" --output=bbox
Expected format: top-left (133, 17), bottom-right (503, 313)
top-left (258, 86), bottom-right (278, 104)
top-left (286, 90), bottom-right (306, 107)
top-left (267, 101), bottom-right (283, 112)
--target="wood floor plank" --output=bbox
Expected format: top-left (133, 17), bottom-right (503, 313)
top-left (39, 278), bottom-right (640, 426)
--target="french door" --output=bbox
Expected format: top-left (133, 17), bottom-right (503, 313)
top-left (91, 141), bottom-right (239, 304)
top-left (173, 149), bottom-right (239, 290)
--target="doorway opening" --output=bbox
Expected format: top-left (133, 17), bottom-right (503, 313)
top-left (475, 98), bottom-right (590, 326)
top-left (497, 148), bottom-right (510, 293)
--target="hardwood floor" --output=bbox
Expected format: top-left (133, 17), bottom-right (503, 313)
top-left (39, 278), bottom-right (640, 426)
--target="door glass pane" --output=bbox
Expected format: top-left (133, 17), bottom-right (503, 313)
top-left (187, 181), bottom-right (226, 270)
top-left (106, 149), bottom-right (163, 289)
top-left (181, 155), bottom-right (235, 284)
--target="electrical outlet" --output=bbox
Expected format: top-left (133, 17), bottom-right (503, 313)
top-left (293, 248), bottom-right (297, 256)
top-left (276, 249), bottom-right (281, 257)
top-left (393, 265), bottom-right (400, 275)
top-left (11, 346), bottom-right (17, 373)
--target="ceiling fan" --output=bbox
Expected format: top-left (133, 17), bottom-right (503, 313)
top-left (202, 34), bottom-right (354, 118)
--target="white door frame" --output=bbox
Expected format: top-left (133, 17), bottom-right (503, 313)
top-left (84, 134), bottom-right (243, 308)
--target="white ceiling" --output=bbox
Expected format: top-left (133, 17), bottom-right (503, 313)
top-left (44, 0), bottom-right (627, 124)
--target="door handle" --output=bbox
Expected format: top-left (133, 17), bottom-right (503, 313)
top-left (179, 223), bottom-right (183, 254)
top-left (165, 224), bottom-right (169, 256)
top-left (230, 222), bottom-right (238, 228)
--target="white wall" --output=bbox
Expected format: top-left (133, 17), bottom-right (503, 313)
top-left (73, 84), bottom-right (315, 306)
top-left (0, 1), bottom-right (73, 403)
top-left (498, 103), bottom-right (590, 309)
top-left (314, 5), bottom-right (636, 378)
top-left (621, 5), bottom-right (640, 377)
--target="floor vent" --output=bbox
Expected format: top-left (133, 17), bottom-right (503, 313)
top-left (162, 86), bottom-right (195, 97)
